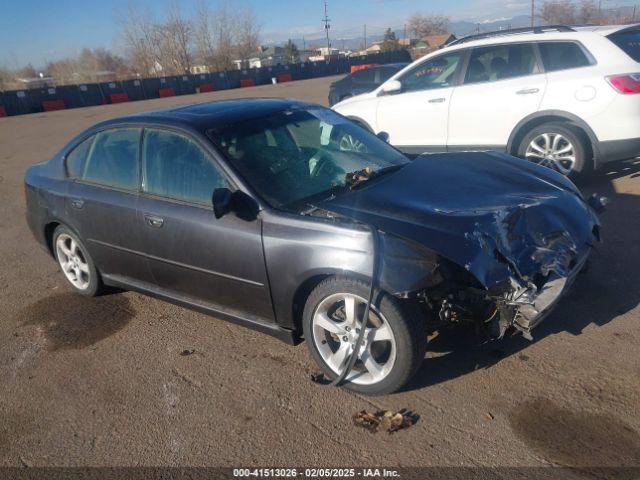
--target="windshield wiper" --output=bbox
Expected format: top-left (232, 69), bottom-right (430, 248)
top-left (345, 164), bottom-right (405, 188)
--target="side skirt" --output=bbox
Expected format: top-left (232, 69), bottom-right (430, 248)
top-left (102, 274), bottom-right (301, 345)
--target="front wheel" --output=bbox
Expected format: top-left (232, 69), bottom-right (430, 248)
top-left (302, 276), bottom-right (426, 395)
top-left (517, 123), bottom-right (592, 179)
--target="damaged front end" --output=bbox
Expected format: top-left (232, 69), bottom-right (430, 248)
top-left (321, 152), bottom-right (602, 341)
top-left (411, 202), bottom-right (600, 341)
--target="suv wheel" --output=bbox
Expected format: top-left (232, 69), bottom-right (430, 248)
top-left (518, 123), bottom-right (592, 179)
top-left (302, 276), bottom-right (426, 395)
top-left (53, 225), bottom-right (103, 296)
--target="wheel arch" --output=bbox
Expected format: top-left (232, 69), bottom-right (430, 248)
top-left (345, 116), bottom-right (374, 133)
top-left (44, 220), bottom-right (62, 258)
top-left (507, 110), bottom-right (600, 164)
top-left (290, 270), bottom-right (374, 338)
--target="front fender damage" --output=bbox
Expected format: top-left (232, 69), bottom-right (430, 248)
top-left (430, 200), bottom-right (599, 340)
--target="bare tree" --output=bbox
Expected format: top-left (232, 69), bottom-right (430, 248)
top-left (539, 1), bottom-right (577, 24)
top-left (118, 2), bottom-right (162, 76)
top-left (214, 2), bottom-right (237, 71)
top-left (158, 1), bottom-right (193, 74)
top-left (235, 6), bottom-right (261, 68)
top-left (406, 13), bottom-right (450, 38)
top-left (193, 0), bottom-right (217, 70)
top-left (577, 0), bottom-right (602, 23)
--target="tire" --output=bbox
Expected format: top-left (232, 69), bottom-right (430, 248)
top-left (52, 225), bottom-right (103, 296)
top-left (517, 122), bottom-right (592, 180)
top-left (302, 276), bottom-right (427, 395)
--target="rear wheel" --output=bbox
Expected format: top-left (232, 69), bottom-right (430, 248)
top-left (517, 122), bottom-right (592, 179)
top-left (53, 225), bottom-right (103, 296)
top-left (302, 276), bottom-right (426, 395)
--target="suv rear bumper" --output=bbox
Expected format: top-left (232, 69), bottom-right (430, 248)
top-left (597, 137), bottom-right (640, 165)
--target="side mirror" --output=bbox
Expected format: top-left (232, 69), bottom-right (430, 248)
top-left (212, 187), bottom-right (260, 221)
top-left (376, 131), bottom-right (390, 143)
top-left (379, 79), bottom-right (402, 95)
top-left (212, 187), bottom-right (233, 219)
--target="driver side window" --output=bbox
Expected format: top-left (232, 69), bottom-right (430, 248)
top-left (142, 129), bottom-right (229, 206)
top-left (398, 51), bottom-right (463, 93)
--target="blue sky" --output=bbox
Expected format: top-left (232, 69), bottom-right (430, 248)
top-left (0, 0), bottom-right (628, 67)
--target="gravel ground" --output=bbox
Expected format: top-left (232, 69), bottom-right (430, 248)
top-left (0, 75), bottom-right (639, 471)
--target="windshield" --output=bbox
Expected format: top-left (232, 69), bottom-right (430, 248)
top-left (608, 29), bottom-right (640, 62)
top-left (208, 108), bottom-right (408, 208)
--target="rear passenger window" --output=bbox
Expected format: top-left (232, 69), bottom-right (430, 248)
top-left (82, 128), bottom-right (141, 190)
top-left (142, 129), bottom-right (229, 205)
top-left (539, 42), bottom-right (592, 72)
top-left (66, 135), bottom-right (94, 178)
top-left (608, 30), bottom-right (640, 62)
top-left (465, 43), bottom-right (538, 84)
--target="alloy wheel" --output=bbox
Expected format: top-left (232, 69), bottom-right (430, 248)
top-left (312, 293), bottom-right (396, 385)
top-left (55, 234), bottom-right (91, 290)
top-left (524, 132), bottom-right (576, 175)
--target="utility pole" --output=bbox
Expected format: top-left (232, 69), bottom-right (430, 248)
top-left (322, 0), bottom-right (331, 56)
top-left (302, 36), bottom-right (306, 51)
top-left (403, 23), bottom-right (407, 43)
top-left (364, 24), bottom-right (367, 51)
top-left (531, 0), bottom-right (535, 27)
top-left (633, 4), bottom-right (637, 21)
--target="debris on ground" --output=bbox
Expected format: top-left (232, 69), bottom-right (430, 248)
top-left (180, 349), bottom-right (195, 356)
top-left (353, 409), bottom-right (419, 434)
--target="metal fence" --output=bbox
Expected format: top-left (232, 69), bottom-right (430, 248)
top-left (0, 51), bottom-right (411, 117)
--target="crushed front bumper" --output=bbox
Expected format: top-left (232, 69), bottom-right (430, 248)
top-left (509, 251), bottom-right (591, 337)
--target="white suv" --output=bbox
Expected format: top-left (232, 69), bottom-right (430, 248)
top-left (333, 24), bottom-right (640, 178)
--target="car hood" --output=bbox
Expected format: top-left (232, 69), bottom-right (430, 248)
top-left (319, 151), bottom-right (599, 290)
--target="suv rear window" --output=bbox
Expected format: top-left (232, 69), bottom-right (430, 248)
top-left (539, 42), bottom-right (592, 71)
top-left (608, 30), bottom-right (640, 62)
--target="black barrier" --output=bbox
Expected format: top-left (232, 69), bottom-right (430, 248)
top-left (0, 50), bottom-right (412, 116)
top-left (0, 91), bottom-right (5, 115)
top-left (77, 83), bottom-right (105, 107)
top-left (211, 71), bottom-right (230, 90)
top-left (58, 85), bottom-right (84, 109)
top-left (224, 69), bottom-right (241, 89)
top-left (175, 74), bottom-right (196, 95)
top-left (2, 90), bottom-right (33, 115)
top-left (122, 79), bottom-right (145, 101)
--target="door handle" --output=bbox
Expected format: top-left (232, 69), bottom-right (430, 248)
top-left (428, 97), bottom-right (446, 103)
top-left (516, 88), bottom-right (540, 95)
top-left (144, 214), bottom-right (164, 228)
top-left (70, 199), bottom-right (84, 209)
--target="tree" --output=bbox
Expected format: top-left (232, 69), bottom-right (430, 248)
top-left (235, 6), bottom-right (261, 68)
top-left (193, 0), bottom-right (217, 70)
top-left (159, 1), bottom-right (193, 74)
top-left (539, 1), bottom-right (577, 24)
top-left (118, 2), bottom-right (162, 76)
top-left (407, 13), bottom-right (450, 38)
top-left (577, 0), bottom-right (602, 23)
top-left (283, 39), bottom-right (299, 64)
top-left (381, 28), bottom-right (400, 52)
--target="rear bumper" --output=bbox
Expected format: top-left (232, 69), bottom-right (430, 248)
top-left (597, 137), bottom-right (640, 165)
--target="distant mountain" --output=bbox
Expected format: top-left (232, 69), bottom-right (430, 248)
top-left (266, 10), bottom-right (637, 51)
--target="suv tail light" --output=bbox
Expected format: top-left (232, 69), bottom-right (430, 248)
top-left (606, 73), bottom-right (640, 94)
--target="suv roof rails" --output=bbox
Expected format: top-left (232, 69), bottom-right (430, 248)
top-left (445, 25), bottom-right (576, 47)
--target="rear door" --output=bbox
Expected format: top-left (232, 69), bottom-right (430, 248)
top-left (447, 42), bottom-right (547, 149)
top-left (375, 50), bottom-right (465, 153)
top-left (65, 127), bottom-right (153, 284)
top-left (136, 127), bottom-right (275, 322)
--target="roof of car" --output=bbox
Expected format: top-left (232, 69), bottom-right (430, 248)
top-left (443, 23), bottom-right (639, 50)
top-left (100, 98), bottom-right (314, 132)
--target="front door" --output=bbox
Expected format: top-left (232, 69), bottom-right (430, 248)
top-left (375, 50), bottom-right (464, 154)
top-left (447, 42), bottom-right (547, 149)
top-left (136, 127), bottom-right (275, 323)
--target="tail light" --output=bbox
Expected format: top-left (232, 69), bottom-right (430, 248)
top-left (606, 73), bottom-right (640, 94)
